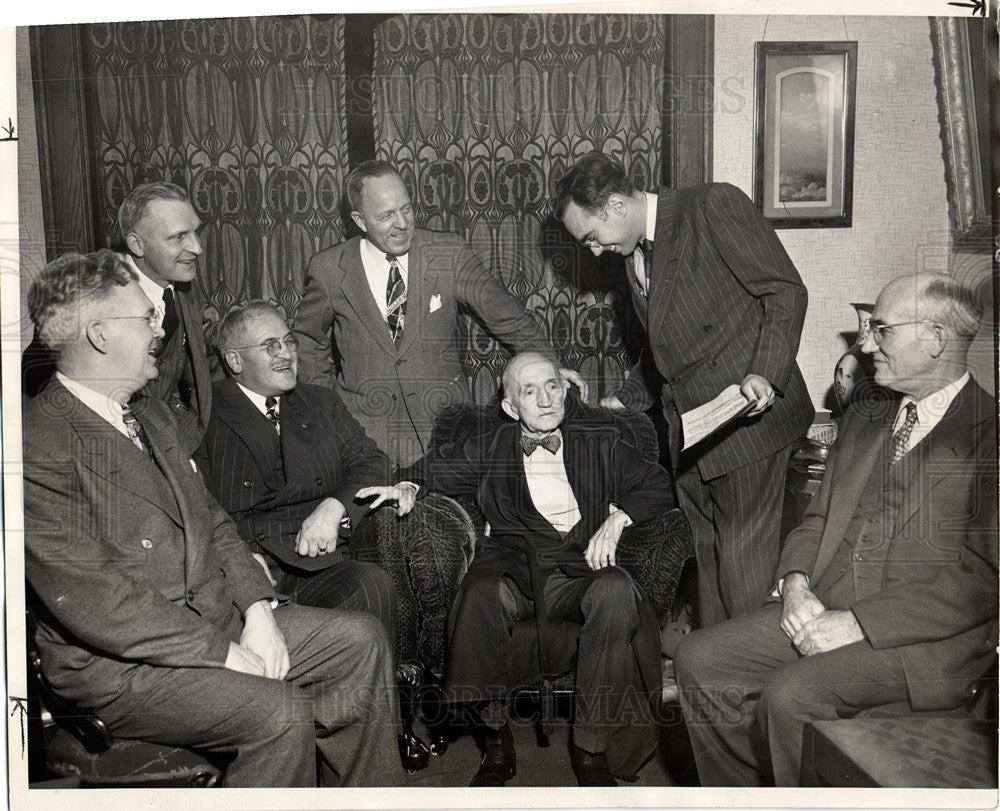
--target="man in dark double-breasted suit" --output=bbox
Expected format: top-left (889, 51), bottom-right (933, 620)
top-left (293, 160), bottom-right (584, 467)
top-left (23, 250), bottom-right (400, 787)
top-left (196, 301), bottom-right (397, 640)
top-left (555, 151), bottom-right (814, 627)
top-left (360, 352), bottom-right (677, 787)
top-left (673, 273), bottom-right (998, 786)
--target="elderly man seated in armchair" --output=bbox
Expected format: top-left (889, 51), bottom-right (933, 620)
top-left (673, 273), bottom-right (998, 786)
top-left (359, 351), bottom-right (678, 787)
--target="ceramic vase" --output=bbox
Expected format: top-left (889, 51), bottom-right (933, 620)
top-left (833, 303), bottom-right (876, 413)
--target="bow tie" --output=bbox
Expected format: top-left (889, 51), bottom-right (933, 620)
top-left (521, 433), bottom-right (561, 456)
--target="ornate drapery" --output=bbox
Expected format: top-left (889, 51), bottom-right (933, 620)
top-left (85, 17), bottom-right (349, 326)
top-left (372, 14), bottom-right (666, 402)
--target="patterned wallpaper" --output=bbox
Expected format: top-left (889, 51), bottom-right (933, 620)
top-left (85, 16), bottom-right (350, 328)
top-left (371, 14), bottom-right (666, 403)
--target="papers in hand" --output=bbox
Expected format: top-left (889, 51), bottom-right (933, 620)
top-left (681, 384), bottom-right (754, 451)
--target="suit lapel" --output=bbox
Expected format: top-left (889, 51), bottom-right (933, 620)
top-left (812, 411), bottom-right (892, 581)
top-left (214, 378), bottom-right (285, 490)
top-left (48, 382), bottom-right (183, 527)
top-left (175, 284), bottom-right (211, 424)
top-left (648, 187), bottom-right (686, 314)
top-left (503, 428), bottom-right (563, 543)
top-left (339, 239), bottom-right (398, 355)
top-left (277, 389), bottom-right (322, 486)
top-left (891, 383), bottom-right (981, 535)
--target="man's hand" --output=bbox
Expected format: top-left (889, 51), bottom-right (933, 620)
top-left (740, 374), bottom-right (776, 416)
top-left (559, 367), bottom-right (589, 403)
top-left (355, 484), bottom-right (417, 517)
top-left (239, 600), bottom-right (290, 679)
top-left (583, 508), bottom-right (632, 570)
top-left (294, 497), bottom-right (344, 557)
top-left (224, 641), bottom-right (267, 677)
top-left (598, 394), bottom-right (628, 411)
top-left (793, 610), bottom-right (865, 656)
top-left (779, 573), bottom-right (825, 640)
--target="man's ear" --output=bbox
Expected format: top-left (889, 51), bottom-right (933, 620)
top-left (604, 194), bottom-right (627, 218)
top-left (350, 211), bottom-right (367, 234)
top-left (928, 324), bottom-right (947, 358)
top-left (500, 397), bottom-right (519, 422)
top-left (224, 349), bottom-right (242, 376)
top-left (125, 232), bottom-right (143, 257)
top-left (85, 319), bottom-right (109, 354)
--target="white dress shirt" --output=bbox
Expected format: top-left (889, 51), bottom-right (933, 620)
top-left (521, 430), bottom-right (582, 534)
top-left (891, 373), bottom-right (970, 455)
top-left (125, 254), bottom-right (174, 331)
top-left (236, 382), bottom-right (278, 420)
top-left (631, 191), bottom-right (658, 297)
top-left (359, 238), bottom-right (409, 322)
top-left (55, 371), bottom-right (132, 439)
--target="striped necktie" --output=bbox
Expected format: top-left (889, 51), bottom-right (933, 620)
top-left (265, 396), bottom-right (280, 434)
top-left (890, 402), bottom-right (918, 465)
top-left (385, 253), bottom-right (406, 344)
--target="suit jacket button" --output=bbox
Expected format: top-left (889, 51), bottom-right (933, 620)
top-left (391, 394), bottom-right (398, 401)
top-left (140, 538), bottom-right (153, 549)
top-left (707, 361), bottom-right (717, 369)
top-left (853, 552), bottom-right (863, 561)
top-left (243, 481), bottom-right (253, 488)
top-left (256, 533), bottom-right (266, 543)
top-left (703, 324), bottom-right (713, 332)
top-left (186, 589), bottom-right (195, 601)
top-left (315, 477), bottom-right (323, 486)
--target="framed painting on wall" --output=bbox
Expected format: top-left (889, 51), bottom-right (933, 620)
top-left (753, 41), bottom-right (858, 228)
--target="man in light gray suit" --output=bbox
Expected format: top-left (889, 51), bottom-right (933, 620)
top-left (293, 160), bottom-right (584, 466)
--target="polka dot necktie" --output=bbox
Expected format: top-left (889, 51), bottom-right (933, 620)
top-left (890, 402), bottom-right (918, 465)
top-left (386, 254), bottom-right (406, 344)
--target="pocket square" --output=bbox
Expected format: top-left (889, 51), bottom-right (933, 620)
top-left (189, 458), bottom-right (198, 473)
top-left (429, 294), bottom-right (442, 313)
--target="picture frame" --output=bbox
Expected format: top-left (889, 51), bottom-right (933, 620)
top-left (753, 41), bottom-right (858, 228)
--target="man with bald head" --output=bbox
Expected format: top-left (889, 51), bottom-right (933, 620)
top-left (673, 273), bottom-right (998, 786)
top-left (360, 351), bottom-right (677, 786)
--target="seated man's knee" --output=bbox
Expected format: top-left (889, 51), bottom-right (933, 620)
top-left (673, 628), bottom-right (718, 689)
top-left (758, 661), bottom-right (825, 723)
top-left (583, 566), bottom-right (638, 609)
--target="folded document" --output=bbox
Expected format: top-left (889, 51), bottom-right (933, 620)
top-left (681, 384), bottom-right (753, 451)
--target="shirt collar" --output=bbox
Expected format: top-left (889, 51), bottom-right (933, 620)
top-left (125, 254), bottom-right (174, 310)
top-left (897, 373), bottom-right (970, 426)
top-left (235, 381), bottom-right (276, 417)
top-left (360, 237), bottom-right (409, 272)
top-left (55, 371), bottom-right (130, 434)
top-left (644, 192), bottom-right (658, 242)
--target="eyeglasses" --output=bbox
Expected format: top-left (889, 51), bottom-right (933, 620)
top-left (99, 314), bottom-right (159, 329)
top-left (233, 335), bottom-right (298, 357)
top-left (869, 320), bottom-right (938, 344)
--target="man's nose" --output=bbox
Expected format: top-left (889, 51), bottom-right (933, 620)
top-left (537, 390), bottom-right (552, 407)
top-left (186, 234), bottom-right (203, 255)
top-left (860, 329), bottom-right (878, 355)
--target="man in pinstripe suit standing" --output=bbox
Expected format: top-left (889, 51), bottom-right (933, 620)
top-left (554, 151), bottom-right (813, 628)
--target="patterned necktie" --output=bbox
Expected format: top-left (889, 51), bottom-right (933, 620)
top-left (890, 402), bottom-right (918, 465)
top-left (121, 403), bottom-right (150, 453)
top-left (385, 254), bottom-right (406, 344)
top-left (265, 396), bottom-right (280, 434)
top-left (161, 286), bottom-right (180, 345)
top-left (521, 432), bottom-right (561, 456)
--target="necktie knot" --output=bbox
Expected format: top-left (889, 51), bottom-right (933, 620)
top-left (521, 432), bottom-right (561, 456)
top-left (121, 403), bottom-right (149, 453)
top-left (160, 286), bottom-right (179, 344)
top-left (640, 238), bottom-right (654, 257)
top-left (890, 401), bottom-right (918, 465)
top-left (265, 396), bottom-right (280, 432)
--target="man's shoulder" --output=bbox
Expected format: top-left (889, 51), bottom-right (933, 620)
top-left (308, 236), bottom-right (364, 270)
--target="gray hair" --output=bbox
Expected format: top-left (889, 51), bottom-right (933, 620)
top-left (28, 249), bottom-right (137, 350)
top-left (118, 181), bottom-right (190, 240)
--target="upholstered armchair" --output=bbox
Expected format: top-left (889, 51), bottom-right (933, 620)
top-left (355, 394), bottom-right (694, 684)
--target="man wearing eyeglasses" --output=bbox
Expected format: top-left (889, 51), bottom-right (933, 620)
top-left (673, 273), bottom-right (997, 786)
top-left (195, 301), bottom-right (399, 640)
top-left (23, 251), bottom-right (401, 786)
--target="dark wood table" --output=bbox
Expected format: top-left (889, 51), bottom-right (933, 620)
top-left (800, 717), bottom-right (997, 788)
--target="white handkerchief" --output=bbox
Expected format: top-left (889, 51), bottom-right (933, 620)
top-left (189, 458), bottom-right (198, 473)
top-left (429, 294), bottom-right (442, 313)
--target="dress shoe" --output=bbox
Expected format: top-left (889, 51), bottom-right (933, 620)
top-left (469, 724), bottom-right (516, 786)
top-left (570, 745), bottom-right (617, 787)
